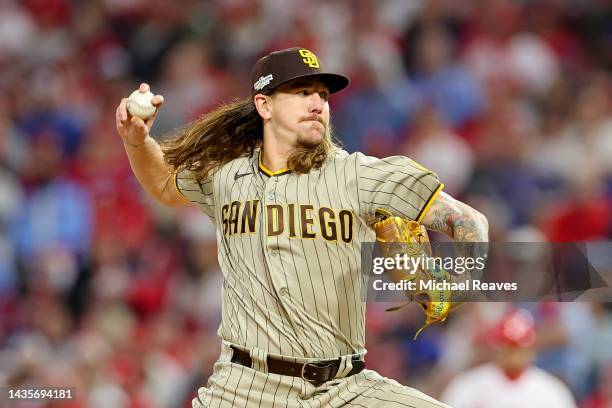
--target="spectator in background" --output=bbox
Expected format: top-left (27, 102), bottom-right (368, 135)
top-left (533, 74), bottom-right (612, 189)
top-left (333, 2), bottom-right (411, 155)
top-left (402, 21), bottom-right (485, 129)
top-left (441, 309), bottom-right (577, 408)
top-left (10, 129), bottom-right (92, 296)
top-left (462, 0), bottom-right (560, 97)
top-left (333, 63), bottom-right (408, 155)
top-left (0, 1), bottom-right (35, 60)
top-left (155, 40), bottom-right (230, 134)
top-left (535, 75), bottom-right (612, 241)
top-left (402, 105), bottom-right (475, 197)
top-left (461, 79), bottom-right (542, 227)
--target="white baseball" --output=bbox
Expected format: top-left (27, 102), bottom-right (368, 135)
top-left (126, 90), bottom-right (156, 120)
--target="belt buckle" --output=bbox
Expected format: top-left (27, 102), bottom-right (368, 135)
top-left (300, 362), bottom-right (314, 381)
top-left (301, 361), bottom-right (332, 383)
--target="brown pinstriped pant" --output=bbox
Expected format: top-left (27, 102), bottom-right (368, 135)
top-left (192, 342), bottom-right (451, 408)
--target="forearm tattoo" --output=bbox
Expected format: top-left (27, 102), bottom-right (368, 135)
top-left (427, 202), bottom-right (488, 243)
top-left (426, 198), bottom-right (489, 294)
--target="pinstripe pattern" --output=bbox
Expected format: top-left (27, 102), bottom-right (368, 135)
top-left (180, 149), bottom-right (444, 406)
top-left (176, 149), bottom-right (442, 361)
top-left (193, 344), bottom-right (450, 407)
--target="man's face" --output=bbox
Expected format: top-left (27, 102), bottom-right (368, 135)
top-left (265, 79), bottom-right (330, 147)
top-left (493, 345), bottom-right (536, 377)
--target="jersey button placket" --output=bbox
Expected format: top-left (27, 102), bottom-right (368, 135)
top-left (264, 177), bottom-right (276, 202)
top-left (264, 177), bottom-right (284, 297)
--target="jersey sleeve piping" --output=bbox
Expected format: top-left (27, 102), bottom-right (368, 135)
top-left (416, 183), bottom-right (444, 223)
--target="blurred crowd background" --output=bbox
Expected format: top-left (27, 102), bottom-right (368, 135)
top-left (0, 0), bottom-right (611, 407)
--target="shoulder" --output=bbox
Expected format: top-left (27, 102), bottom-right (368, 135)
top-left (176, 155), bottom-right (252, 195)
top-left (329, 150), bottom-right (409, 165)
top-left (527, 367), bottom-right (571, 389)
top-left (327, 148), bottom-right (352, 162)
top-left (340, 151), bottom-right (438, 175)
top-left (226, 154), bottom-right (253, 169)
top-left (320, 149), bottom-right (358, 171)
top-left (525, 367), bottom-right (576, 405)
top-left (324, 150), bottom-right (394, 173)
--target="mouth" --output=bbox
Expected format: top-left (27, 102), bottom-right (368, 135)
top-left (302, 119), bottom-right (326, 130)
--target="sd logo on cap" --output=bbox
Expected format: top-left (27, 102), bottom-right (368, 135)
top-left (250, 47), bottom-right (349, 96)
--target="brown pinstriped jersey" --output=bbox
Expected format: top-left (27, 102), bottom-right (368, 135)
top-left (175, 148), bottom-right (443, 359)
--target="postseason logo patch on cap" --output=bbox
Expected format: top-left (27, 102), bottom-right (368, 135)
top-left (254, 74), bottom-right (274, 91)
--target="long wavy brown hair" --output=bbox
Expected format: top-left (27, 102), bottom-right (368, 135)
top-left (161, 98), bottom-right (339, 182)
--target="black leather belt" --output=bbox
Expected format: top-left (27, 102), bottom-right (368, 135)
top-left (230, 346), bottom-right (365, 384)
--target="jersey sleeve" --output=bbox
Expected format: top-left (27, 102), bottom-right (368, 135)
top-left (355, 153), bottom-right (443, 222)
top-left (174, 168), bottom-right (216, 221)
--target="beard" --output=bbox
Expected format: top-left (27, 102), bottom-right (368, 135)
top-left (287, 123), bottom-right (335, 174)
top-left (295, 131), bottom-right (322, 148)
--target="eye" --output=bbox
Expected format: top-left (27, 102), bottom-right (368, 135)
top-left (319, 92), bottom-right (329, 101)
top-left (298, 89), bottom-right (309, 96)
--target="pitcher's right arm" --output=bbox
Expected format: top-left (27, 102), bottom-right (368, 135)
top-left (115, 83), bottom-right (189, 207)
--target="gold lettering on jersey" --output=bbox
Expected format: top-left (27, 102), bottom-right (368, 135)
top-left (338, 210), bottom-right (353, 243)
top-left (299, 49), bottom-right (320, 68)
top-left (319, 207), bottom-right (337, 241)
top-left (221, 200), bottom-right (354, 243)
top-left (287, 203), bottom-right (297, 237)
top-left (221, 200), bottom-right (260, 236)
top-left (221, 203), bottom-right (230, 235)
top-left (229, 201), bottom-right (241, 234)
top-left (240, 200), bottom-right (259, 234)
top-left (300, 205), bottom-right (316, 239)
top-left (267, 205), bottom-right (284, 236)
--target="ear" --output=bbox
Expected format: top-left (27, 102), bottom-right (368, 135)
top-left (253, 94), bottom-right (272, 120)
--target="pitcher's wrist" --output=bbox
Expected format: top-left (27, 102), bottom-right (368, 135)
top-left (123, 135), bottom-right (151, 148)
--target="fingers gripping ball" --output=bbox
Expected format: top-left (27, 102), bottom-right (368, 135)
top-left (126, 90), bottom-right (156, 120)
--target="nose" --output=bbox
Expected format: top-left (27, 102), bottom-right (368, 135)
top-left (308, 93), bottom-right (324, 114)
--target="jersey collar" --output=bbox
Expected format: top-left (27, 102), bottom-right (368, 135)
top-left (257, 149), bottom-right (291, 177)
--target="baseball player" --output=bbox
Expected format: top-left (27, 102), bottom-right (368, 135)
top-left (115, 47), bottom-right (489, 407)
top-left (440, 309), bottom-right (577, 408)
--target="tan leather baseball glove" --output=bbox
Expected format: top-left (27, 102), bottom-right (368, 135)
top-left (373, 209), bottom-right (458, 339)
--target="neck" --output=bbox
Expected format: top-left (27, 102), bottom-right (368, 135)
top-left (261, 129), bottom-right (292, 173)
top-left (501, 367), bottom-right (528, 381)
